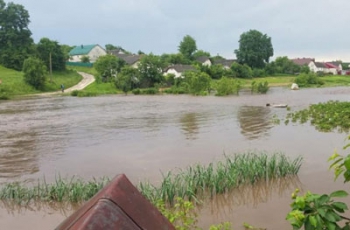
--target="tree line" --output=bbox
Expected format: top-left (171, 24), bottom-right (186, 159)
top-left (0, 0), bottom-right (308, 92)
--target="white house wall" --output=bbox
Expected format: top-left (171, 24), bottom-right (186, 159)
top-left (88, 46), bottom-right (107, 62)
top-left (164, 69), bottom-right (181, 78)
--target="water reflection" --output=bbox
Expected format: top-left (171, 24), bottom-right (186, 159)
top-left (180, 113), bottom-right (199, 140)
top-left (237, 106), bottom-right (273, 140)
top-left (197, 176), bottom-right (302, 218)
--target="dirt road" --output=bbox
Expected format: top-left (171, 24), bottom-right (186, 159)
top-left (37, 72), bottom-right (95, 96)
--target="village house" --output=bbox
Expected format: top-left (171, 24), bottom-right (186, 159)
top-left (308, 61), bottom-right (342, 75)
top-left (195, 56), bottom-right (212, 67)
top-left (291, 58), bottom-right (315, 66)
top-left (213, 59), bottom-right (236, 69)
top-left (69, 44), bottom-right (106, 63)
top-left (163, 64), bottom-right (196, 78)
top-left (109, 50), bottom-right (142, 68)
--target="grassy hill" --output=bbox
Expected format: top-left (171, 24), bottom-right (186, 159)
top-left (0, 65), bottom-right (82, 99)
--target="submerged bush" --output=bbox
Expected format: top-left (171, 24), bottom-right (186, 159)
top-left (251, 81), bottom-right (269, 94)
top-left (285, 100), bottom-right (350, 132)
top-left (215, 77), bottom-right (241, 96)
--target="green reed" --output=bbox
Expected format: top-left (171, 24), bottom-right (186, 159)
top-left (0, 176), bottom-right (110, 205)
top-left (138, 151), bottom-right (302, 204)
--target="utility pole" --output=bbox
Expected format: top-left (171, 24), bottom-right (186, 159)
top-left (49, 51), bottom-right (52, 82)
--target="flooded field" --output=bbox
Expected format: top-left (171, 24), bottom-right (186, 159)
top-left (1, 87), bottom-right (350, 229)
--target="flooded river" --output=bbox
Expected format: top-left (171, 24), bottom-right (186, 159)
top-left (1, 87), bottom-right (350, 229)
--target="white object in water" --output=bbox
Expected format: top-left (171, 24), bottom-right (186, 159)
top-left (266, 103), bottom-right (288, 108)
top-left (291, 83), bottom-right (299, 90)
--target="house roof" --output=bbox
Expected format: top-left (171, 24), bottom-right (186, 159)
top-left (196, 56), bottom-right (210, 63)
top-left (111, 53), bottom-right (141, 65)
top-left (314, 62), bottom-right (325, 68)
top-left (165, 64), bottom-right (196, 73)
top-left (214, 59), bottom-right (236, 67)
top-left (291, 58), bottom-right (315, 66)
top-left (69, 44), bottom-right (98, 56)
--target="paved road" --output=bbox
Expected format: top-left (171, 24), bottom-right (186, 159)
top-left (37, 72), bottom-right (95, 96)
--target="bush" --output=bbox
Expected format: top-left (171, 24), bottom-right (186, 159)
top-left (132, 88), bottom-right (141, 95)
top-left (164, 86), bottom-right (187, 94)
top-left (132, 88), bottom-right (158, 95)
top-left (70, 90), bottom-right (97, 97)
top-left (215, 77), bottom-right (241, 96)
top-left (252, 68), bottom-right (266, 78)
top-left (71, 90), bottom-right (79, 96)
top-left (22, 57), bottom-right (47, 90)
top-left (295, 73), bottom-right (324, 87)
top-left (251, 81), bottom-right (269, 94)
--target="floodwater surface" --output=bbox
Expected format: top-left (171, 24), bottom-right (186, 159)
top-left (1, 87), bottom-right (350, 229)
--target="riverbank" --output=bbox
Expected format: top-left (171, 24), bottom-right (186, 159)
top-left (0, 66), bottom-right (82, 99)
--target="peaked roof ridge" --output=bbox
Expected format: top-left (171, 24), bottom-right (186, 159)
top-left (69, 44), bottom-right (100, 56)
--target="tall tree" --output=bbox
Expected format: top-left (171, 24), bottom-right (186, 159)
top-left (234, 30), bottom-right (273, 69)
top-left (94, 55), bottom-right (126, 82)
top-left (178, 35), bottom-right (197, 60)
top-left (137, 54), bottom-right (163, 87)
top-left (36, 37), bottom-right (66, 72)
top-left (0, 0), bottom-right (34, 70)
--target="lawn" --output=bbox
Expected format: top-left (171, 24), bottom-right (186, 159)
top-left (0, 65), bottom-right (82, 99)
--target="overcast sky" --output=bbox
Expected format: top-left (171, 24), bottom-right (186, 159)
top-left (12, 0), bottom-right (350, 61)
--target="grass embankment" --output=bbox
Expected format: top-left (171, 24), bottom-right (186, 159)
top-left (0, 65), bottom-right (82, 99)
top-left (0, 152), bottom-right (302, 205)
top-left (67, 66), bottom-right (121, 96)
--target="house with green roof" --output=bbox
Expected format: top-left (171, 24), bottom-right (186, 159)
top-left (69, 44), bottom-right (106, 63)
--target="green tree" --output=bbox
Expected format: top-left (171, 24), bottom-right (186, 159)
top-left (231, 63), bottom-right (252, 79)
top-left (183, 71), bottom-right (211, 95)
top-left (178, 35), bottom-right (197, 60)
top-left (22, 57), bottom-right (47, 89)
top-left (137, 54), bottom-right (163, 87)
top-left (160, 53), bottom-right (189, 67)
top-left (80, 56), bottom-right (90, 63)
top-left (94, 55), bottom-right (125, 82)
top-left (36, 37), bottom-right (66, 72)
top-left (273, 56), bottom-right (300, 74)
top-left (193, 50), bottom-right (211, 60)
top-left (61, 44), bottom-right (73, 61)
top-left (115, 65), bottom-right (140, 93)
top-left (234, 29), bottom-right (273, 69)
top-left (0, 0), bottom-right (34, 70)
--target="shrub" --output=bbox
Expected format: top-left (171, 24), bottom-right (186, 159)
top-left (215, 77), bottom-right (241, 96)
top-left (294, 73), bottom-right (324, 87)
top-left (132, 88), bottom-right (141, 95)
top-left (252, 68), bottom-right (266, 78)
top-left (251, 81), bottom-right (269, 94)
top-left (22, 57), bottom-right (47, 90)
top-left (71, 90), bottom-right (79, 96)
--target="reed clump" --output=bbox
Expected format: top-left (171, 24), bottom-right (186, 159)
top-left (0, 176), bottom-right (110, 205)
top-left (138, 151), bottom-right (302, 204)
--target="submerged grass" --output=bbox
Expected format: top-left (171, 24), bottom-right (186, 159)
top-left (0, 176), bottom-right (110, 205)
top-left (138, 151), bottom-right (302, 204)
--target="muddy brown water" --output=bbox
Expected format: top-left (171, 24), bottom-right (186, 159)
top-left (1, 87), bottom-right (350, 229)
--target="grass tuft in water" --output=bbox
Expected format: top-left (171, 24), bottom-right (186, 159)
top-left (0, 176), bottom-right (110, 205)
top-left (138, 151), bottom-right (302, 204)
